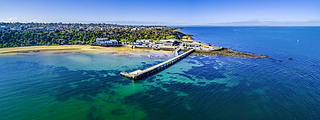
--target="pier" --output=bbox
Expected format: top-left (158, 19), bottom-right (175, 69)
top-left (120, 49), bottom-right (194, 80)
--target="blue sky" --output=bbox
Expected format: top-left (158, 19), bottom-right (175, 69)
top-left (0, 0), bottom-right (319, 26)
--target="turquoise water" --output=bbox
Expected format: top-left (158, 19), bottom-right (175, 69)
top-left (1, 27), bottom-right (320, 120)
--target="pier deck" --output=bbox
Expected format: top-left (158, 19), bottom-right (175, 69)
top-left (120, 49), bottom-right (194, 80)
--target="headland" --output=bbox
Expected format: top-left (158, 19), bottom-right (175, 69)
top-left (0, 22), bottom-right (268, 59)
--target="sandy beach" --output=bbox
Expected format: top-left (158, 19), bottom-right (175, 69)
top-left (0, 45), bottom-right (149, 54)
top-left (0, 45), bottom-right (174, 58)
top-left (0, 45), bottom-right (82, 54)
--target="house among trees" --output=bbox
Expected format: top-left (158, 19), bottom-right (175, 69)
top-left (181, 34), bottom-right (193, 42)
top-left (96, 38), bottom-right (118, 46)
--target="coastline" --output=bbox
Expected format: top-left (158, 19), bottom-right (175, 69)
top-left (0, 45), bottom-right (268, 59)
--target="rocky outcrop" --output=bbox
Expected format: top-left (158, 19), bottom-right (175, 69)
top-left (192, 48), bottom-right (268, 59)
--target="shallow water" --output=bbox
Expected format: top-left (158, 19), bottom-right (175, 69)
top-left (1, 27), bottom-right (320, 120)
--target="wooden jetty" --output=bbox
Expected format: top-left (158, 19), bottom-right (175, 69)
top-left (120, 49), bottom-right (194, 80)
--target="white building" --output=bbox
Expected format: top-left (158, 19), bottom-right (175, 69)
top-left (138, 40), bottom-right (153, 43)
top-left (160, 39), bottom-right (179, 46)
top-left (0, 26), bottom-right (7, 30)
top-left (96, 38), bottom-right (118, 45)
top-left (131, 41), bottom-right (143, 45)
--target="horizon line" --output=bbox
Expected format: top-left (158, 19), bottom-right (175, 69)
top-left (1, 21), bottom-right (320, 27)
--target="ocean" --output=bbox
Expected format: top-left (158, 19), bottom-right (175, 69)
top-left (1, 27), bottom-right (320, 120)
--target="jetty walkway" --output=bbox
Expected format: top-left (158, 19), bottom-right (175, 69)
top-left (120, 49), bottom-right (194, 80)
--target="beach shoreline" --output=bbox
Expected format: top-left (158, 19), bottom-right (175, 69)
top-left (0, 45), bottom-right (171, 54)
top-left (0, 45), bottom-right (268, 59)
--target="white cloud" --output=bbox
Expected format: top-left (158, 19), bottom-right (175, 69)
top-left (30, 19), bottom-right (46, 23)
top-left (0, 17), bottom-right (47, 23)
top-left (0, 17), bottom-right (19, 22)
